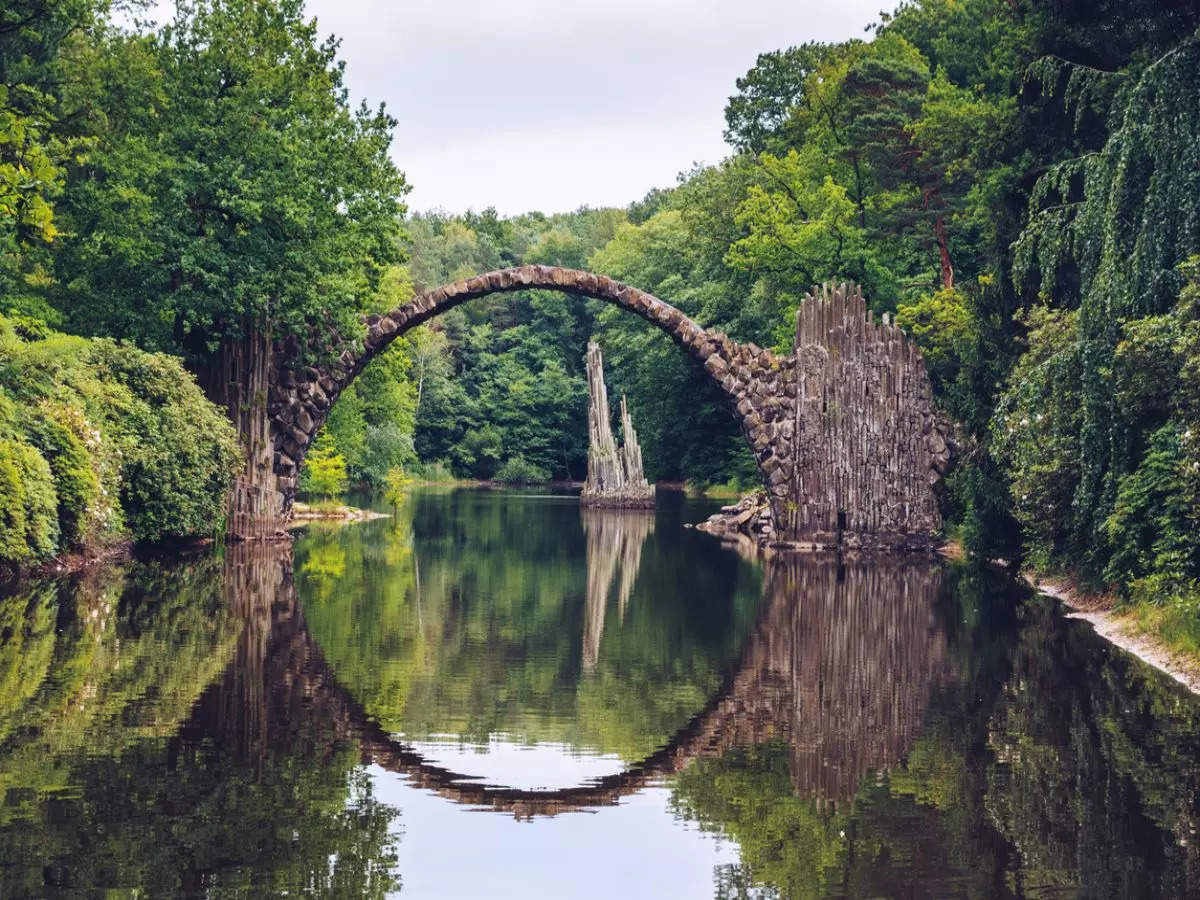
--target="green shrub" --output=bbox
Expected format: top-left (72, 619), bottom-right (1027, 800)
top-left (24, 408), bottom-right (99, 548)
top-left (410, 459), bottom-right (456, 483)
top-left (0, 317), bottom-right (240, 560)
top-left (991, 307), bottom-right (1084, 570)
top-left (0, 446), bottom-right (27, 563)
top-left (301, 439), bottom-right (349, 499)
top-left (85, 341), bottom-right (241, 543)
top-left (1103, 425), bottom-right (1195, 593)
top-left (494, 456), bottom-right (550, 485)
top-left (383, 466), bottom-right (413, 512)
top-left (360, 423), bottom-right (415, 488)
top-left (0, 440), bottom-right (58, 563)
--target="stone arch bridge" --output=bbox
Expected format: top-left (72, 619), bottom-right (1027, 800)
top-left (245, 266), bottom-right (950, 549)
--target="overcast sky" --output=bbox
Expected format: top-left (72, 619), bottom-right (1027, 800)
top-left (298, 0), bottom-right (891, 215)
top-left (150, 1), bottom-right (887, 214)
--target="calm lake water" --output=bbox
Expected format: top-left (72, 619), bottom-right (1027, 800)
top-left (2, 487), bottom-right (1200, 898)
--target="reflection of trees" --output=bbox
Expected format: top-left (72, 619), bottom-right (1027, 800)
top-left (0, 557), bottom-right (240, 813)
top-left (984, 593), bottom-right (1200, 898)
top-left (580, 508), bottom-right (654, 671)
top-left (0, 545), bottom-right (401, 896)
top-left (675, 564), bottom-right (1200, 900)
top-left (298, 491), bottom-right (760, 759)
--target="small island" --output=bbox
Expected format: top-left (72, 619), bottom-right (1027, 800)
top-left (580, 341), bottom-right (655, 508)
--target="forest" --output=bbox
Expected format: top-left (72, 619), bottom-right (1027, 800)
top-left (2, 0), bottom-right (1200, 629)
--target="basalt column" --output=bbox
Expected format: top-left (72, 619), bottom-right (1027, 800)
top-left (581, 341), bottom-right (655, 508)
top-left (787, 283), bottom-right (949, 550)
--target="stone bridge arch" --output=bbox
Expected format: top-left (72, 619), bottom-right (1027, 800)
top-left (267, 265), bottom-right (789, 521)
top-left (256, 267), bottom-right (950, 548)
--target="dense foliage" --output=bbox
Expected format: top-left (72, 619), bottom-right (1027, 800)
top-left (0, 315), bottom-right (239, 565)
top-left (45, 0), bottom-right (405, 361)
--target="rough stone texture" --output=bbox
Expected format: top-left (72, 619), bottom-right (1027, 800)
top-left (580, 341), bottom-right (655, 508)
top-left (786, 282), bottom-right (948, 551)
top-left (255, 266), bottom-right (948, 551)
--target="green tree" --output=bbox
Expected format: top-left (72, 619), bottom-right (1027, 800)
top-left (302, 437), bottom-right (348, 500)
top-left (49, 0), bottom-right (408, 362)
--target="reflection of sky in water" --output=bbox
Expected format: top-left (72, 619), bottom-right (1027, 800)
top-left (398, 735), bottom-right (631, 790)
top-left (374, 765), bottom-right (736, 900)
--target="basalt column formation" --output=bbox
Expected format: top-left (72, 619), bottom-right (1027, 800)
top-left (788, 283), bottom-right (947, 549)
top-left (581, 341), bottom-right (655, 508)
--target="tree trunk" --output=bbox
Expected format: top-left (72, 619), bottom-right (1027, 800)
top-left (203, 323), bottom-right (284, 540)
top-left (934, 214), bottom-right (954, 289)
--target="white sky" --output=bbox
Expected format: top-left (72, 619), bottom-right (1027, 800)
top-left (149, 1), bottom-right (888, 214)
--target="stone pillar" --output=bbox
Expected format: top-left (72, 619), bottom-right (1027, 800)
top-left (788, 283), bottom-right (949, 550)
top-left (581, 341), bottom-right (655, 508)
top-left (205, 326), bottom-right (286, 540)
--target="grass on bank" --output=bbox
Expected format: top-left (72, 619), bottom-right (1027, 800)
top-left (1117, 596), bottom-right (1200, 661)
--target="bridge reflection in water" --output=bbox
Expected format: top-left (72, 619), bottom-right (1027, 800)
top-left (186, 540), bottom-right (949, 818)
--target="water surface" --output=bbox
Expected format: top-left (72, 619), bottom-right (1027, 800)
top-left (1, 488), bottom-right (1199, 898)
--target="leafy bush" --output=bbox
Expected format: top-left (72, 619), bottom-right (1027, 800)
top-left (301, 439), bottom-right (349, 499)
top-left (24, 408), bottom-right (100, 547)
top-left (360, 423), bottom-right (415, 488)
top-left (0, 440), bottom-right (58, 563)
top-left (895, 286), bottom-right (970, 396)
top-left (89, 341), bottom-right (240, 542)
top-left (409, 459), bottom-right (456, 483)
top-left (991, 307), bottom-right (1084, 570)
top-left (0, 316), bottom-right (240, 564)
top-left (494, 456), bottom-right (550, 485)
top-left (1102, 425), bottom-right (1195, 592)
top-left (458, 426), bottom-right (504, 479)
top-left (383, 466), bottom-right (413, 512)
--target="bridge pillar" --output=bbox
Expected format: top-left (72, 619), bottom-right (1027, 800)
top-left (785, 283), bottom-right (949, 549)
top-left (700, 283), bottom-right (950, 550)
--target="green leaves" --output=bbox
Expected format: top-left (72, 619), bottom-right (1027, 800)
top-left (50, 0), bottom-right (408, 358)
top-left (301, 436), bottom-right (349, 500)
top-left (0, 315), bottom-right (240, 559)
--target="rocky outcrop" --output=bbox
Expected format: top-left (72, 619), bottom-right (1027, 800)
top-left (695, 491), bottom-right (775, 545)
top-left (785, 283), bottom-right (949, 550)
top-left (580, 341), bottom-right (655, 508)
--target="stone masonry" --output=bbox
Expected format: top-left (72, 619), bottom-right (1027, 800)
top-left (259, 266), bottom-right (950, 549)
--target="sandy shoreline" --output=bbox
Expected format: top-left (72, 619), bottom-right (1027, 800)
top-left (1028, 574), bottom-right (1200, 695)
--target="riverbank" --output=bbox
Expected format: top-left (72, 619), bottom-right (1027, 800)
top-left (1028, 574), bottom-right (1200, 695)
top-left (291, 502), bottom-right (388, 523)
